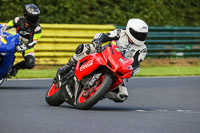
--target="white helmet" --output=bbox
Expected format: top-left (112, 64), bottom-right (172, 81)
top-left (126, 18), bottom-right (148, 46)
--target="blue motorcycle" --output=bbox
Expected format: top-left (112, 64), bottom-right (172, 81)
top-left (0, 24), bottom-right (20, 85)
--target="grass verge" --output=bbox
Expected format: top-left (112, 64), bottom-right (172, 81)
top-left (137, 66), bottom-right (200, 77)
top-left (13, 66), bottom-right (200, 79)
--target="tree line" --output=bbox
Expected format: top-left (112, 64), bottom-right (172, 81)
top-left (0, 0), bottom-right (199, 26)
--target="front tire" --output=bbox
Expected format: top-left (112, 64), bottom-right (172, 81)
top-left (76, 74), bottom-right (112, 110)
top-left (45, 83), bottom-right (64, 106)
top-left (0, 78), bottom-right (5, 86)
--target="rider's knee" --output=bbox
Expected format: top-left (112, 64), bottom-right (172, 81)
top-left (74, 44), bottom-right (91, 61)
top-left (116, 86), bottom-right (128, 102)
top-left (75, 44), bottom-right (91, 54)
top-left (105, 86), bottom-right (128, 103)
top-left (75, 44), bottom-right (84, 54)
top-left (24, 55), bottom-right (35, 69)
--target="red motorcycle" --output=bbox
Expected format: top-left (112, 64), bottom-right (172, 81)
top-left (45, 40), bottom-right (133, 110)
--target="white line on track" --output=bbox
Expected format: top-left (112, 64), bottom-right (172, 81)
top-left (135, 109), bottom-right (200, 114)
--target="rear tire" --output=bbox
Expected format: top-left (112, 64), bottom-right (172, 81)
top-left (45, 83), bottom-right (64, 106)
top-left (76, 74), bottom-right (112, 110)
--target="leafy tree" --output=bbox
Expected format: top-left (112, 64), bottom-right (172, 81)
top-left (0, 0), bottom-right (199, 26)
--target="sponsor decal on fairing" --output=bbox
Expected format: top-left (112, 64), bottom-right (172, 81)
top-left (80, 59), bottom-right (94, 71)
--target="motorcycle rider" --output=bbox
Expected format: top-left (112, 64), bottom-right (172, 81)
top-left (56, 18), bottom-right (148, 102)
top-left (1, 4), bottom-right (42, 77)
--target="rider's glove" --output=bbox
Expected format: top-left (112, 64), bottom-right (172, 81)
top-left (0, 23), bottom-right (7, 33)
top-left (92, 39), bottom-right (102, 53)
top-left (132, 65), bottom-right (140, 76)
top-left (131, 51), bottom-right (141, 76)
top-left (16, 43), bottom-right (28, 52)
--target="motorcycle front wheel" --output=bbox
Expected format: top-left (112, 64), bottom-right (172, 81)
top-left (76, 74), bottom-right (112, 110)
top-left (45, 83), bottom-right (64, 106)
top-left (0, 78), bottom-right (5, 86)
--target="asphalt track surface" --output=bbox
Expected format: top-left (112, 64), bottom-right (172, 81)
top-left (0, 77), bottom-right (200, 133)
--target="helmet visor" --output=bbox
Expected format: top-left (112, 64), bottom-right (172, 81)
top-left (129, 28), bottom-right (147, 41)
top-left (27, 15), bottom-right (39, 25)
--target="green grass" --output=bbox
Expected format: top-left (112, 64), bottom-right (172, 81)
top-left (14, 69), bottom-right (57, 79)
top-left (137, 66), bottom-right (200, 77)
top-left (13, 66), bottom-right (200, 79)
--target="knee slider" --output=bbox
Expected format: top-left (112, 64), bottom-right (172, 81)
top-left (24, 55), bottom-right (35, 69)
top-left (75, 44), bottom-right (84, 54)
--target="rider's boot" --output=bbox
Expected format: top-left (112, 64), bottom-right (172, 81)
top-left (9, 55), bottom-right (35, 77)
top-left (58, 57), bottom-right (77, 75)
top-left (105, 82), bottom-right (128, 102)
top-left (9, 62), bottom-right (22, 77)
top-left (54, 57), bottom-right (77, 84)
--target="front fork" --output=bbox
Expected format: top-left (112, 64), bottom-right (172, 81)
top-left (60, 71), bottom-right (103, 106)
top-left (57, 70), bottom-right (79, 105)
top-left (73, 73), bottom-right (102, 105)
top-left (81, 73), bottom-right (102, 97)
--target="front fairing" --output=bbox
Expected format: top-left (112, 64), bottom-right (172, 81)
top-left (0, 33), bottom-right (20, 53)
top-left (75, 53), bottom-right (106, 81)
top-left (0, 29), bottom-right (20, 78)
top-left (75, 41), bottom-right (133, 82)
top-left (102, 41), bottom-right (133, 79)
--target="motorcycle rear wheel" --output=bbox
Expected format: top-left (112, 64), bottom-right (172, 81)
top-left (76, 74), bottom-right (112, 110)
top-left (45, 83), bottom-right (64, 106)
